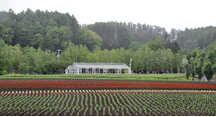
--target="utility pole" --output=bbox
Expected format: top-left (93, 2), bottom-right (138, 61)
top-left (57, 49), bottom-right (61, 61)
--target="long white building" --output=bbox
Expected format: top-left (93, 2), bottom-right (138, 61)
top-left (65, 62), bottom-right (131, 74)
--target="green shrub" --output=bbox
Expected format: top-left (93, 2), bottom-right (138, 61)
top-left (2, 70), bottom-right (7, 75)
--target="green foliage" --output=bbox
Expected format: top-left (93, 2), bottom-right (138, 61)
top-left (195, 52), bottom-right (205, 80)
top-left (177, 26), bottom-right (216, 51)
top-left (212, 64), bottom-right (216, 74)
top-left (199, 52), bottom-right (206, 58)
top-left (166, 41), bottom-right (181, 54)
top-left (122, 69), bottom-right (126, 74)
top-left (174, 51), bottom-right (184, 73)
top-left (40, 33), bottom-right (54, 52)
top-left (1, 70), bottom-right (7, 75)
top-left (1, 8), bottom-right (216, 55)
top-left (0, 9), bottom-right (79, 52)
top-left (195, 67), bottom-right (203, 79)
top-left (0, 38), bottom-right (204, 75)
top-left (191, 50), bottom-right (197, 58)
top-left (207, 51), bottom-right (215, 64)
top-left (77, 27), bottom-right (103, 51)
top-left (186, 53), bottom-right (191, 63)
top-left (30, 33), bottom-right (44, 49)
top-left (206, 40), bottom-right (216, 53)
top-left (145, 36), bottom-right (166, 51)
top-left (0, 24), bottom-right (14, 45)
top-left (87, 22), bottom-right (139, 50)
top-left (185, 50), bottom-right (199, 81)
top-left (203, 62), bottom-right (214, 81)
top-left (2, 8), bottom-right (216, 75)
top-left (184, 64), bottom-right (191, 79)
top-left (0, 11), bottom-right (8, 23)
top-left (202, 50), bottom-right (216, 81)
top-left (184, 40), bottom-right (198, 50)
top-left (129, 41), bottom-right (142, 51)
top-left (0, 39), bottom-right (6, 48)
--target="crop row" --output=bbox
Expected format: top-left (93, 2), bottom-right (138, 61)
top-left (1, 89), bottom-right (216, 96)
top-left (0, 80), bottom-right (216, 90)
top-left (0, 92), bottom-right (215, 116)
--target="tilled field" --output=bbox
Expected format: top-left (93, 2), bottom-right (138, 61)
top-left (0, 90), bottom-right (216, 116)
top-left (0, 79), bottom-right (216, 116)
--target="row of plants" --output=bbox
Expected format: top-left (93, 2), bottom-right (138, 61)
top-left (1, 92), bottom-right (216, 116)
top-left (0, 80), bottom-right (216, 90)
top-left (1, 89), bottom-right (216, 96)
top-left (0, 73), bottom-right (186, 78)
top-left (0, 74), bottom-right (199, 82)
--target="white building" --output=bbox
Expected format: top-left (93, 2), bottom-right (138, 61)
top-left (65, 62), bottom-right (131, 74)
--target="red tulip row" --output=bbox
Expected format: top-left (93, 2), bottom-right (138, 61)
top-left (0, 80), bottom-right (216, 90)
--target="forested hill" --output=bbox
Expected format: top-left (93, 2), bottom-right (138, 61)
top-left (176, 26), bottom-right (216, 54)
top-left (0, 8), bottom-right (80, 51)
top-left (87, 22), bottom-right (216, 53)
top-left (0, 9), bottom-right (216, 53)
top-left (86, 22), bottom-right (167, 50)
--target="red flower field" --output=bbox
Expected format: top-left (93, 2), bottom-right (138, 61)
top-left (0, 79), bottom-right (215, 90)
top-left (1, 79), bottom-right (216, 116)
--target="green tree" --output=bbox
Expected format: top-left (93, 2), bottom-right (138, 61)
top-left (18, 28), bottom-right (29, 47)
top-left (145, 36), bottom-right (166, 51)
top-left (185, 50), bottom-right (198, 81)
top-left (184, 64), bottom-right (191, 79)
top-left (129, 41), bottom-right (142, 51)
top-left (207, 50), bottom-right (215, 64)
top-left (46, 26), bottom-right (61, 50)
top-left (61, 42), bottom-right (79, 64)
top-left (0, 24), bottom-right (14, 45)
top-left (203, 51), bottom-right (215, 81)
top-left (0, 44), bottom-right (13, 72)
top-left (93, 45), bottom-right (101, 62)
top-left (184, 40), bottom-right (198, 50)
top-left (167, 49), bottom-right (175, 73)
top-left (34, 48), bottom-right (45, 74)
top-left (132, 47), bottom-right (144, 73)
top-left (166, 41), bottom-right (181, 54)
top-left (185, 53), bottom-right (192, 79)
top-left (196, 52), bottom-right (205, 81)
top-left (203, 62), bottom-right (214, 82)
top-left (59, 26), bottom-right (73, 50)
top-left (40, 33), bottom-right (54, 51)
top-left (0, 39), bottom-right (6, 48)
top-left (191, 50), bottom-right (197, 81)
top-left (10, 44), bottom-right (23, 71)
top-left (0, 11), bottom-right (8, 23)
top-left (77, 44), bottom-right (91, 62)
top-left (174, 51), bottom-right (183, 74)
top-left (30, 33), bottom-right (44, 49)
top-left (143, 46), bottom-right (152, 74)
top-left (77, 27), bottom-right (103, 51)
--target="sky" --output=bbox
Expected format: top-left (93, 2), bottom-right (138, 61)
top-left (0, 0), bottom-right (216, 32)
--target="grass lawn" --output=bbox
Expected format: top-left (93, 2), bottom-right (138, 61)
top-left (0, 73), bottom-right (208, 83)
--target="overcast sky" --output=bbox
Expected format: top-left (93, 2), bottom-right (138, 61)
top-left (1, 0), bottom-right (216, 32)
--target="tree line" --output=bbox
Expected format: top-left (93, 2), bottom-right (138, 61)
top-left (1, 9), bottom-right (216, 53)
top-left (0, 34), bottom-right (184, 74)
top-left (184, 49), bottom-right (216, 81)
top-left (176, 26), bottom-right (216, 54)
